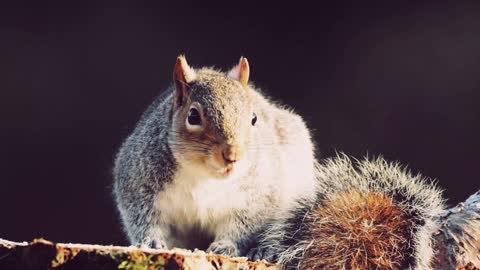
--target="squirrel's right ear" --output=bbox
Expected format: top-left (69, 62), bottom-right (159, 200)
top-left (173, 55), bottom-right (196, 108)
top-left (227, 57), bottom-right (250, 88)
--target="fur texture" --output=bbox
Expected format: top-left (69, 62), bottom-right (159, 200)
top-left (113, 57), bottom-right (317, 256)
top-left (252, 154), bottom-right (445, 270)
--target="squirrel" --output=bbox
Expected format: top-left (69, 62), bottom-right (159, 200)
top-left (112, 56), bottom-right (317, 256)
top-left (113, 55), bottom-right (448, 269)
top-left (249, 154), bottom-right (446, 270)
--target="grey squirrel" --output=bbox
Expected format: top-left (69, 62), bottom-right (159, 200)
top-left (113, 56), bottom-right (446, 269)
top-left (113, 56), bottom-right (317, 256)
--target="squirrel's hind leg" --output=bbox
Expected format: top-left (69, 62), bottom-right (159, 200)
top-left (206, 215), bottom-right (264, 257)
top-left (246, 246), bottom-right (278, 263)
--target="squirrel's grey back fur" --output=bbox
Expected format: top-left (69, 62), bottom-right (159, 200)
top-left (113, 57), bottom-right (317, 256)
top-left (113, 90), bottom-right (177, 248)
top-left (253, 154), bottom-right (445, 270)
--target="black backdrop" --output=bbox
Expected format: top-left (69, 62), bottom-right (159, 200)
top-left (1, 2), bottom-right (479, 246)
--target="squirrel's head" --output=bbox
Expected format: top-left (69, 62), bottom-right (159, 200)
top-left (168, 55), bottom-right (257, 179)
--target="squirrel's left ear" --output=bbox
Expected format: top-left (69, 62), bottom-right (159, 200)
top-left (227, 57), bottom-right (250, 87)
top-left (173, 55), bottom-right (196, 108)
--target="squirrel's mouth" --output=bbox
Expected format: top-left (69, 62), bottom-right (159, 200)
top-left (224, 165), bottom-right (234, 175)
top-left (210, 164), bottom-right (235, 178)
top-left (205, 154), bottom-right (239, 179)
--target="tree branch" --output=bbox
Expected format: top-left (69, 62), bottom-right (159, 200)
top-left (0, 238), bottom-right (277, 270)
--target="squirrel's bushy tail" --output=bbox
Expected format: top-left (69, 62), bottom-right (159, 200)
top-left (259, 154), bottom-right (445, 270)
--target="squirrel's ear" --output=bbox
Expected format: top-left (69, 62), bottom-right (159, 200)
top-left (173, 55), bottom-right (196, 107)
top-left (227, 57), bottom-right (249, 87)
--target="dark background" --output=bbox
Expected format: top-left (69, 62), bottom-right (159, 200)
top-left (1, 2), bottom-right (479, 245)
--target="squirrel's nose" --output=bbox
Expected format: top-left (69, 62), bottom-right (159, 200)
top-left (221, 147), bottom-right (240, 164)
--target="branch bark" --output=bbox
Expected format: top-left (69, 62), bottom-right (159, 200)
top-left (0, 238), bottom-right (277, 270)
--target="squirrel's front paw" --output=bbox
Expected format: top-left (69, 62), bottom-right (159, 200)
top-left (139, 237), bottom-right (168, 250)
top-left (207, 240), bottom-right (238, 256)
top-left (150, 239), bottom-right (168, 250)
top-left (247, 246), bottom-right (278, 262)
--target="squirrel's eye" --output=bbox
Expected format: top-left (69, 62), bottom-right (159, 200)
top-left (187, 108), bottom-right (202, 125)
top-left (251, 112), bottom-right (257, 126)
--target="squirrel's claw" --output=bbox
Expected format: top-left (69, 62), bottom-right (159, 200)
top-left (137, 237), bottom-right (168, 250)
top-left (207, 239), bottom-right (239, 257)
top-left (150, 239), bottom-right (168, 250)
top-left (247, 246), bottom-right (278, 263)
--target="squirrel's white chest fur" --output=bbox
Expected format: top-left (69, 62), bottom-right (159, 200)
top-left (155, 164), bottom-right (249, 239)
